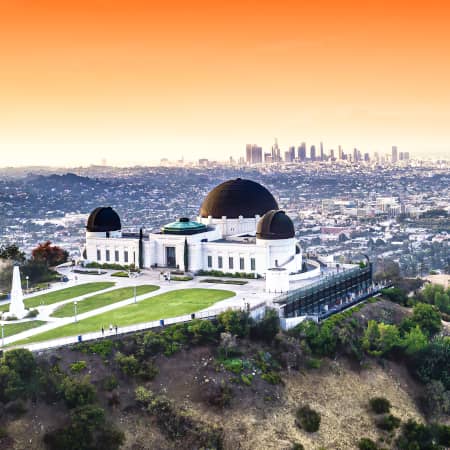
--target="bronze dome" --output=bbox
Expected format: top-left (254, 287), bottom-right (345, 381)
top-left (86, 207), bottom-right (121, 232)
top-left (200, 178), bottom-right (278, 219)
top-left (256, 210), bottom-right (295, 240)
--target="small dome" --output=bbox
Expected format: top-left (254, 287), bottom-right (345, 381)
top-left (200, 178), bottom-right (278, 219)
top-left (86, 207), bottom-right (121, 232)
top-left (256, 210), bottom-right (295, 240)
top-left (162, 217), bottom-right (207, 235)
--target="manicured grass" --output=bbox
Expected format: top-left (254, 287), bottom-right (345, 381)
top-left (110, 271), bottom-right (129, 277)
top-left (0, 282), bottom-right (115, 312)
top-left (13, 288), bottom-right (235, 345)
top-left (51, 285), bottom-right (160, 318)
top-left (1, 320), bottom-right (46, 338)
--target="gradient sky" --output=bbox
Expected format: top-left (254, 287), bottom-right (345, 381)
top-left (0, 0), bottom-right (449, 166)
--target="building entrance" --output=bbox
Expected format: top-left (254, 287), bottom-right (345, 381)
top-left (166, 247), bottom-right (176, 267)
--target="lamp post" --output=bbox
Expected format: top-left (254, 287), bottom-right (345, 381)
top-left (74, 301), bottom-right (78, 323)
top-left (26, 275), bottom-right (29, 291)
top-left (1, 323), bottom-right (4, 347)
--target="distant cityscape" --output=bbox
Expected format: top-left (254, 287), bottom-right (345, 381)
top-left (0, 158), bottom-right (448, 279)
top-left (156, 141), bottom-right (449, 168)
top-left (243, 141), bottom-right (410, 165)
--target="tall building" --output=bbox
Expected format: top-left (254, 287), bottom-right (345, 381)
top-left (392, 146), bottom-right (398, 164)
top-left (272, 139), bottom-right (281, 162)
top-left (310, 145), bottom-right (316, 161)
top-left (298, 143), bottom-right (306, 161)
top-left (320, 142), bottom-right (324, 161)
top-left (338, 145), bottom-right (344, 160)
top-left (246, 144), bottom-right (262, 164)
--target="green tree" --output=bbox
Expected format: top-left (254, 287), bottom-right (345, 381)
top-left (402, 325), bottom-right (428, 355)
top-left (411, 303), bottom-right (442, 337)
top-left (363, 321), bottom-right (400, 356)
top-left (0, 244), bottom-right (26, 263)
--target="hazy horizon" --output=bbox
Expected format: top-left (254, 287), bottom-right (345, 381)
top-left (1, 1), bottom-right (450, 166)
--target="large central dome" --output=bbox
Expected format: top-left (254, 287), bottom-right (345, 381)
top-left (200, 178), bottom-right (278, 219)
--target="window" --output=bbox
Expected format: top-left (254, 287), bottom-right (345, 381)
top-left (250, 258), bottom-right (256, 271)
top-left (105, 250), bottom-right (110, 262)
top-left (218, 256), bottom-right (223, 269)
top-left (228, 257), bottom-right (234, 270)
top-left (240, 257), bottom-right (245, 270)
top-left (97, 249), bottom-right (101, 260)
top-left (115, 250), bottom-right (119, 262)
top-left (124, 251), bottom-right (129, 263)
top-left (207, 255), bottom-right (212, 268)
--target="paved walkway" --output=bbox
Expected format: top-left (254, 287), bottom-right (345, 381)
top-left (2, 267), bottom-right (274, 347)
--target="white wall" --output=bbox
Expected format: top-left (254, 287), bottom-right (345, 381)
top-left (199, 215), bottom-right (260, 237)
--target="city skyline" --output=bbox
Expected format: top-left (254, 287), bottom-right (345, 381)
top-left (1, 0), bottom-right (450, 167)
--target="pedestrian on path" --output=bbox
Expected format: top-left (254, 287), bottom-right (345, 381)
top-left (109, 323), bottom-right (113, 333)
top-left (101, 326), bottom-right (104, 336)
top-left (115, 325), bottom-right (118, 335)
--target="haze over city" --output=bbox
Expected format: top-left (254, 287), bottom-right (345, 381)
top-left (1, 0), bottom-right (450, 167)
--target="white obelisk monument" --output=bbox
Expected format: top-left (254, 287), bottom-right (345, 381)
top-left (7, 265), bottom-right (27, 319)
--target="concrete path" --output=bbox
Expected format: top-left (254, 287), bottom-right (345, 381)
top-left (2, 267), bottom-right (274, 347)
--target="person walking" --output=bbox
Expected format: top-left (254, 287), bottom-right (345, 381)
top-left (115, 325), bottom-right (118, 335)
top-left (109, 323), bottom-right (113, 333)
top-left (101, 326), bottom-right (104, 336)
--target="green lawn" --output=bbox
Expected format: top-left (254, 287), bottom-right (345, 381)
top-left (0, 282), bottom-right (115, 312)
top-left (1, 320), bottom-right (46, 338)
top-left (51, 285), bottom-right (159, 318)
top-left (12, 288), bottom-right (235, 345)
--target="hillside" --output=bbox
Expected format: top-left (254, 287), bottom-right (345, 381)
top-left (1, 299), bottom-right (449, 450)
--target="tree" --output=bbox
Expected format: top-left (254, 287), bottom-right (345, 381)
top-left (402, 325), bottom-right (428, 355)
top-left (411, 303), bottom-right (442, 337)
top-left (31, 241), bottom-right (68, 267)
top-left (183, 238), bottom-right (189, 272)
top-left (363, 321), bottom-right (401, 356)
top-left (0, 244), bottom-right (25, 263)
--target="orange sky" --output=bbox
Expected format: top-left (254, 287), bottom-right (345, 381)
top-left (0, 0), bottom-right (449, 166)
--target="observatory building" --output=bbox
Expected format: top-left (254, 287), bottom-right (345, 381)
top-left (84, 178), bottom-right (319, 291)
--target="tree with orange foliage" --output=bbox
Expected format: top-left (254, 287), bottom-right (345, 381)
top-left (31, 241), bottom-right (68, 268)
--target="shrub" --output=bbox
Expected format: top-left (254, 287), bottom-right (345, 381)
top-left (70, 360), bottom-right (87, 373)
top-left (102, 375), bottom-right (118, 391)
top-left (369, 397), bottom-right (391, 414)
top-left (187, 319), bottom-right (218, 344)
top-left (395, 419), bottom-right (448, 449)
top-left (296, 405), bottom-right (321, 432)
top-left (25, 309), bottom-right (39, 318)
top-left (135, 386), bottom-right (153, 405)
top-left (76, 339), bottom-right (114, 358)
top-left (61, 376), bottom-right (96, 408)
top-left (204, 381), bottom-right (233, 408)
top-left (138, 361), bottom-right (159, 381)
top-left (217, 309), bottom-right (249, 337)
top-left (222, 358), bottom-right (243, 374)
top-left (358, 438), bottom-right (379, 450)
top-left (115, 352), bottom-right (139, 376)
top-left (261, 371), bottom-right (282, 385)
top-left (376, 414), bottom-right (401, 431)
top-left (381, 287), bottom-right (408, 305)
top-left (240, 374), bottom-right (253, 386)
top-left (249, 308), bottom-right (280, 343)
top-left (306, 358), bottom-right (322, 369)
top-left (291, 443), bottom-right (305, 450)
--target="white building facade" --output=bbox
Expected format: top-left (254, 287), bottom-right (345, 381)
top-left (85, 179), bottom-right (308, 287)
